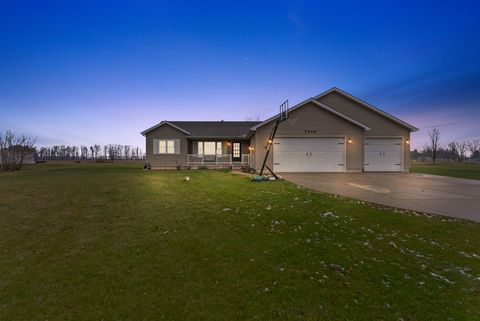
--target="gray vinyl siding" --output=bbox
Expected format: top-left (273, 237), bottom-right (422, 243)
top-left (145, 125), bottom-right (188, 168)
top-left (251, 102), bottom-right (364, 172)
top-left (316, 91), bottom-right (411, 171)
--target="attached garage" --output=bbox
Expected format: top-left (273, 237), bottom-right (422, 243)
top-left (273, 137), bottom-right (346, 172)
top-left (364, 138), bottom-right (403, 172)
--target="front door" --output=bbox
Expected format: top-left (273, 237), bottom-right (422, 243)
top-left (232, 142), bottom-right (241, 161)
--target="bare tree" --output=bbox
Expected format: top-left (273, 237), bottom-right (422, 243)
top-left (245, 115), bottom-right (261, 121)
top-left (72, 146), bottom-right (79, 159)
top-left (457, 141), bottom-right (467, 161)
top-left (107, 144), bottom-right (116, 162)
top-left (133, 146), bottom-right (140, 159)
top-left (80, 146), bottom-right (88, 159)
top-left (448, 142), bottom-right (459, 160)
top-left (0, 130), bottom-right (37, 171)
top-left (467, 139), bottom-right (480, 159)
top-left (123, 145), bottom-right (130, 160)
top-left (424, 127), bottom-right (441, 164)
top-left (93, 144), bottom-right (101, 159)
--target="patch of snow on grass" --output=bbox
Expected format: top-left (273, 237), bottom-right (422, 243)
top-left (459, 251), bottom-right (480, 259)
top-left (430, 272), bottom-right (455, 284)
top-left (322, 212), bottom-right (338, 218)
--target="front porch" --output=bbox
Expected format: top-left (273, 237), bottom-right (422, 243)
top-left (187, 154), bottom-right (250, 168)
top-left (187, 139), bottom-right (252, 168)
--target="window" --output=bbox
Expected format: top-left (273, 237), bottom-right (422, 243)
top-left (197, 141), bottom-right (223, 155)
top-left (203, 142), bottom-right (216, 155)
top-left (233, 142), bottom-right (240, 158)
top-left (167, 140), bottom-right (175, 154)
top-left (154, 139), bottom-right (179, 154)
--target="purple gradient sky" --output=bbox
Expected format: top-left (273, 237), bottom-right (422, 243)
top-left (1, 0), bottom-right (479, 150)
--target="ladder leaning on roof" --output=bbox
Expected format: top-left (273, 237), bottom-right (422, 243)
top-left (259, 100), bottom-right (289, 178)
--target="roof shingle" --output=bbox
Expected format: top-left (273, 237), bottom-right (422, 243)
top-left (141, 121), bottom-right (261, 138)
top-left (170, 121), bottom-right (260, 138)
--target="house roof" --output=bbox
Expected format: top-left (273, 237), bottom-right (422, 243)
top-left (141, 87), bottom-right (417, 136)
top-left (250, 98), bottom-right (371, 131)
top-left (314, 87), bottom-right (418, 131)
top-left (141, 121), bottom-right (261, 138)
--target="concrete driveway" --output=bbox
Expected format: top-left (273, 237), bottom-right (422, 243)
top-left (281, 172), bottom-right (480, 222)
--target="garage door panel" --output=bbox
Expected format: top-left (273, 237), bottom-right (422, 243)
top-left (273, 137), bottom-right (345, 172)
top-left (275, 144), bottom-right (344, 151)
top-left (366, 145), bottom-right (401, 152)
top-left (275, 152), bottom-right (344, 160)
top-left (365, 138), bottom-right (402, 172)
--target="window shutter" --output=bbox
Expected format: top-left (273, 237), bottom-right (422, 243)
top-left (174, 139), bottom-right (180, 154)
top-left (153, 139), bottom-right (159, 154)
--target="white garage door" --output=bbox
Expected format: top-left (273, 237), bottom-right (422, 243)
top-left (364, 138), bottom-right (403, 172)
top-left (273, 137), bottom-right (345, 172)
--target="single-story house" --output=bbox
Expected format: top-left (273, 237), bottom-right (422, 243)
top-left (141, 87), bottom-right (417, 172)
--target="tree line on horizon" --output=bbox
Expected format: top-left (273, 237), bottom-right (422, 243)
top-left (36, 144), bottom-right (145, 161)
top-left (413, 127), bottom-right (480, 163)
top-left (2, 129), bottom-right (145, 171)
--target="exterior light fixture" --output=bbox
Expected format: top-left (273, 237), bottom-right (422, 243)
top-left (406, 138), bottom-right (410, 144)
top-left (248, 146), bottom-right (255, 151)
top-left (227, 142), bottom-right (231, 146)
top-left (348, 138), bottom-right (352, 144)
top-left (268, 139), bottom-right (273, 144)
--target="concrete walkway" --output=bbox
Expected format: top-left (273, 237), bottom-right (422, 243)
top-left (281, 172), bottom-right (480, 222)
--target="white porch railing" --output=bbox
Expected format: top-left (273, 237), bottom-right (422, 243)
top-left (187, 154), bottom-right (250, 166)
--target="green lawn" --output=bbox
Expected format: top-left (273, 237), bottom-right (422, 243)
top-left (1, 163), bottom-right (480, 320)
top-left (411, 161), bottom-right (480, 180)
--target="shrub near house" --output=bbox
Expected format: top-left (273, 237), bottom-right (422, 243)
top-left (0, 131), bottom-right (36, 171)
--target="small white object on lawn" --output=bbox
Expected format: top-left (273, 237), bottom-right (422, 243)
top-left (430, 272), bottom-right (455, 284)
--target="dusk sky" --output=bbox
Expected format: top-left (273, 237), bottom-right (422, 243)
top-left (1, 0), bottom-right (479, 150)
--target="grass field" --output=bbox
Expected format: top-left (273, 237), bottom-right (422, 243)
top-left (1, 163), bottom-right (480, 320)
top-left (411, 161), bottom-right (480, 180)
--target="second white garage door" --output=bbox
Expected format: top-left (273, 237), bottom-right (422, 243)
top-left (273, 137), bottom-right (345, 172)
top-left (364, 138), bottom-right (403, 172)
